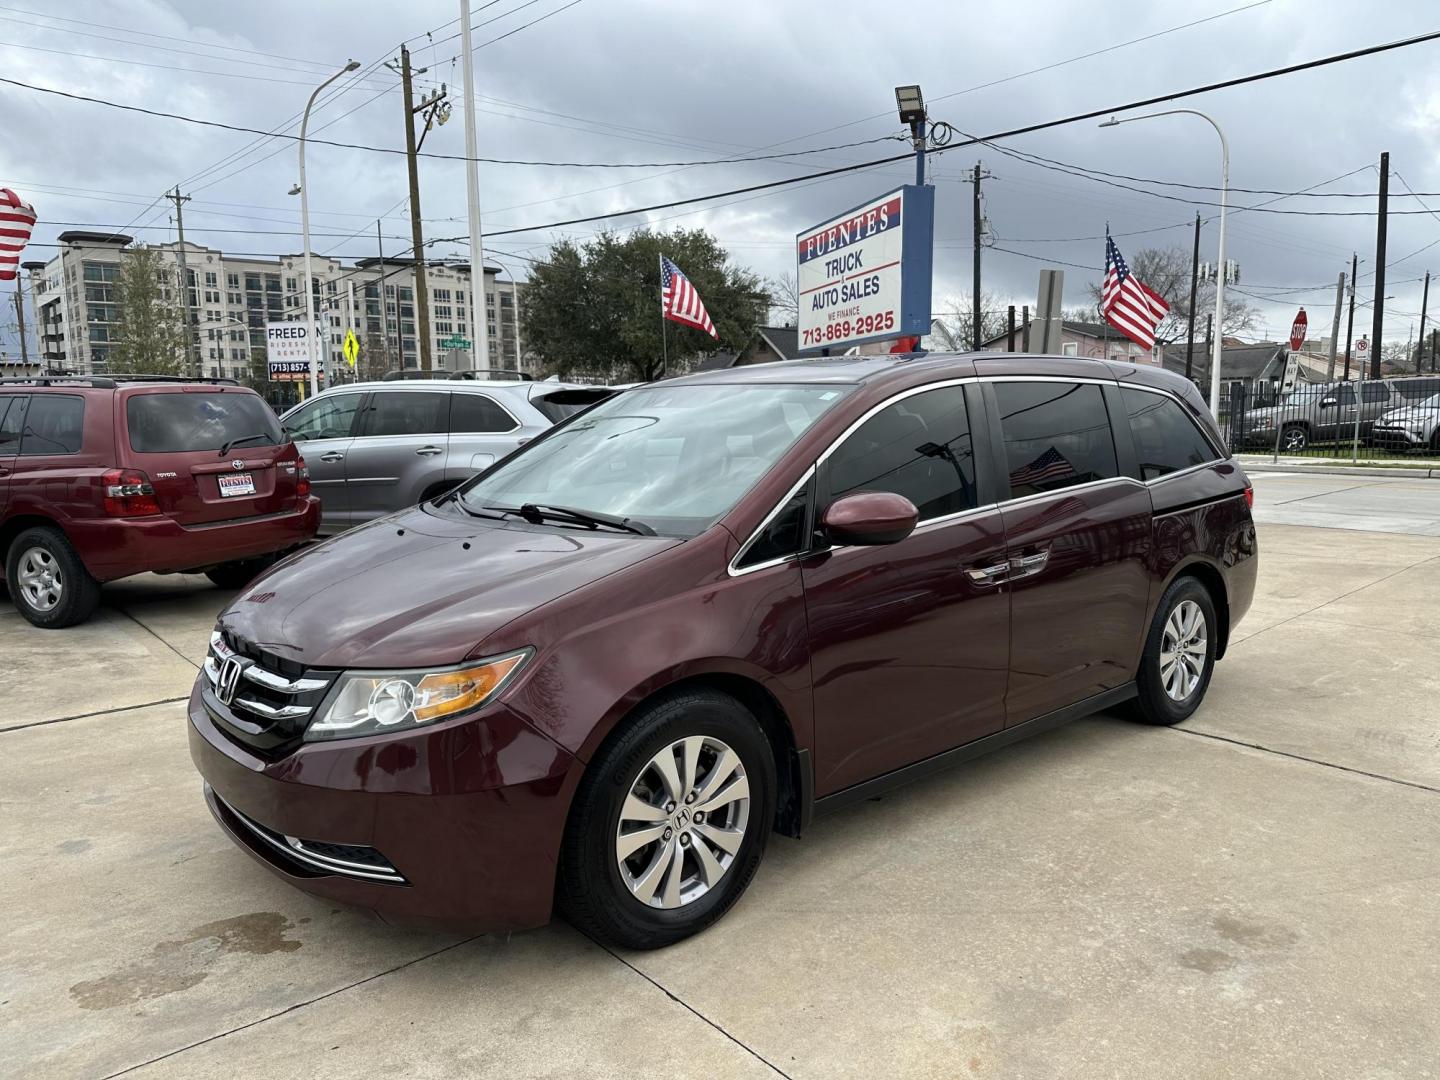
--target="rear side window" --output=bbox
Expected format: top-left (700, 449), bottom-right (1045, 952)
top-left (449, 392), bottom-right (516, 433)
top-left (0, 395), bottom-right (24, 450)
top-left (286, 393), bottom-right (362, 441)
top-left (1395, 378), bottom-right (1440, 401)
top-left (993, 381), bottom-right (1117, 498)
top-left (19, 394), bottom-right (85, 456)
top-left (1121, 387), bottom-right (1219, 481)
top-left (1361, 383), bottom-right (1390, 402)
top-left (362, 391), bottom-right (447, 437)
top-left (127, 392), bottom-right (280, 453)
top-left (827, 384), bottom-right (975, 521)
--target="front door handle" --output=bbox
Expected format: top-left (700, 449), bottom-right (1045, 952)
top-left (319, 451), bottom-right (345, 463)
top-left (415, 445), bottom-right (444, 457)
top-left (1009, 549), bottom-right (1050, 578)
top-left (965, 562), bottom-right (1010, 586)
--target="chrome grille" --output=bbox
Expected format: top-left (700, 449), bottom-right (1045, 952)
top-left (202, 631), bottom-right (336, 754)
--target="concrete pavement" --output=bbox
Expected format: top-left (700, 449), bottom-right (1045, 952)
top-left (3, 476), bottom-right (1439, 1079)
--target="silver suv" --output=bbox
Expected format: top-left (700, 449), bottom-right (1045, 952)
top-left (280, 379), bottom-right (615, 532)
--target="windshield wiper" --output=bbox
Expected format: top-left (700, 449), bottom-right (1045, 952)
top-left (484, 503), bottom-right (655, 536)
top-left (218, 432), bottom-right (277, 457)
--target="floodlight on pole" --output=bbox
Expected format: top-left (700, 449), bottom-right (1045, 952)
top-left (894, 84), bottom-right (927, 186)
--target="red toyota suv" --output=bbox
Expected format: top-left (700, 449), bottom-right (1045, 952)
top-left (190, 354), bottom-right (1256, 948)
top-left (1, 376), bottom-right (320, 628)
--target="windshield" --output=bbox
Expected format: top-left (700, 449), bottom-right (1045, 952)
top-left (126, 392), bottom-right (282, 454)
top-left (457, 383), bottom-right (851, 537)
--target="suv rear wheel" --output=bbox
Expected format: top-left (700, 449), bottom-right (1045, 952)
top-left (1125, 576), bottom-right (1218, 726)
top-left (5, 526), bottom-right (102, 629)
top-left (559, 688), bottom-right (775, 950)
top-left (1280, 423), bottom-right (1309, 452)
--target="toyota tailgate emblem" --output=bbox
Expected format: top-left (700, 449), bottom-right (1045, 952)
top-left (231, 459), bottom-right (245, 470)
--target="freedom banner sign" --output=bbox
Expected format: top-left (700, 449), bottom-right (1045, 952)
top-left (796, 185), bottom-right (934, 353)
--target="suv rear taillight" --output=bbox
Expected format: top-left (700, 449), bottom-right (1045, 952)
top-left (295, 457), bottom-right (311, 499)
top-left (102, 469), bottom-right (160, 517)
top-left (1243, 482), bottom-right (1254, 509)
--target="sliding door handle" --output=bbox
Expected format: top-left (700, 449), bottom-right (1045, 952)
top-left (1009, 550), bottom-right (1050, 576)
top-left (965, 562), bottom-right (1010, 586)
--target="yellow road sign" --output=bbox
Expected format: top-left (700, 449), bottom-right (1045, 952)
top-left (342, 328), bottom-right (360, 367)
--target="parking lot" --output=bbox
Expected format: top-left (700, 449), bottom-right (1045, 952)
top-left (3, 472), bottom-right (1438, 1079)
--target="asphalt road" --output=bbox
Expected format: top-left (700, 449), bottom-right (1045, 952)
top-left (3, 474), bottom-right (1439, 1079)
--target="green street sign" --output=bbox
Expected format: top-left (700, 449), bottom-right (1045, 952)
top-left (440, 336), bottom-right (471, 350)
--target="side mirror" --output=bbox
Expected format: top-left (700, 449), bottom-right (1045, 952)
top-left (821, 492), bottom-right (919, 546)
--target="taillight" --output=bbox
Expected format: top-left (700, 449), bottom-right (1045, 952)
top-left (102, 469), bottom-right (160, 517)
top-left (295, 457), bottom-right (311, 499)
top-left (1243, 483), bottom-right (1254, 509)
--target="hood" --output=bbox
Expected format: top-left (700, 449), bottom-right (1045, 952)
top-left (220, 504), bottom-right (680, 669)
top-left (1376, 406), bottom-right (1431, 425)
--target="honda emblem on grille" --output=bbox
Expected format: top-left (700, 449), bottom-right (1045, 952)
top-left (231, 459), bottom-right (246, 470)
top-left (216, 655), bottom-right (245, 706)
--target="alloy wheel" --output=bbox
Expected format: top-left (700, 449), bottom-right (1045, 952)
top-left (1282, 427), bottom-right (1308, 451)
top-left (16, 546), bottom-right (63, 612)
top-left (615, 735), bottom-right (750, 910)
top-left (1159, 599), bottom-right (1207, 702)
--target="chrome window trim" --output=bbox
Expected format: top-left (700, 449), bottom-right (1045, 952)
top-left (727, 464), bottom-right (816, 578)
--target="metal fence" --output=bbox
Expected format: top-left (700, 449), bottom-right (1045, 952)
top-left (1222, 376), bottom-right (1440, 461)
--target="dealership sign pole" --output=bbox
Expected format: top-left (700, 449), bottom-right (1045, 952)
top-left (796, 185), bottom-right (935, 354)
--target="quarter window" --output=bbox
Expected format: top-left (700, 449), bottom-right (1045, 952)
top-left (362, 391), bottom-right (448, 437)
top-left (993, 381), bottom-right (1118, 498)
top-left (827, 385), bottom-right (976, 520)
top-left (737, 489), bottom-right (808, 569)
top-left (286, 394), bottom-right (362, 441)
top-left (18, 395), bottom-right (85, 456)
top-left (0, 395), bottom-right (25, 449)
top-left (1121, 387), bottom-right (1219, 480)
top-left (448, 393), bottom-right (516, 434)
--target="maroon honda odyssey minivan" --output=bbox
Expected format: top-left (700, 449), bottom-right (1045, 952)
top-left (190, 353), bottom-right (1256, 948)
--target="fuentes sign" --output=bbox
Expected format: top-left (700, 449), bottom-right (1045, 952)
top-left (796, 184), bottom-right (934, 353)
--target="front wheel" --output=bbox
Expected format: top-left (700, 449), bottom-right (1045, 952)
top-left (559, 688), bottom-right (776, 950)
top-left (1280, 424), bottom-right (1309, 452)
top-left (1126, 577), bottom-right (1218, 726)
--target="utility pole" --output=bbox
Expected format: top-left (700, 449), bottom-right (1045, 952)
top-left (1370, 151), bottom-right (1389, 380)
top-left (167, 186), bottom-right (199, 377)
top-left (1432, 328), bottom-right (1438, 374)
top-left (1204, 313), bottom-right (1213, 389)
top-left (1006, 305), bottom-right (1015, 352)
top-left (1326, 270), bottom-right (1345, 381)
top-left (395, 45), bottom-right (447, 373)
top-left (1343, 252), bottom-right (1357, 380)
top-left (1021, 305), bottom-right (1030, 352)
top-left (375, 220), bottom-right (393, 371)
top-left (1185, 212), bottom-right (1201, 380)
top-left (970, 163), bottom-right (983, 349)
top-left (1417, 271), bottom-right (1429, 370)
top-left (13, 285), bottom-right (28, 365)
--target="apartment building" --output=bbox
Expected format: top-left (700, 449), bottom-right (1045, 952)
top-left (25, 232), bottom-right (527, 379)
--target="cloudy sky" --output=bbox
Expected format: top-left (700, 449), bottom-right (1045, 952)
top-left (3, 0), bottom-right (1440, 355)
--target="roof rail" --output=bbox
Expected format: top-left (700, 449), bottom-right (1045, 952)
top-left (103, 374), bottom-right (241, 385)
top-left (0, 376), bottom-right (117, 388)
top-left (380, 367), bottom-right (533, 382)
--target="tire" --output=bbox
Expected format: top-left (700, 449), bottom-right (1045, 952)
top-left (1125, 576), bottom-right (1218, 726)
top-left (1280, 424), bottom-right (1309, 452)
top-left (559, 687), bottom-right (776, 950)
top-left (4, 526), bottom-right (101, 629)
top-left (1430, 429), bottom-right (1440, 456)
top-left (204, 557), bottom-right (275, 590)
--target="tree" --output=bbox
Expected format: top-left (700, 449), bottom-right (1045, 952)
top-left (767, 272), bottom-right (799, 327)
top-left (929, 292), bottom-right (1009, 351)
top-left (1085, 245), bottom-right (1256, 342)
top-left (520, 228), bottom-right (771, 382)
top-left (110, 245), bottom-right (188, 375)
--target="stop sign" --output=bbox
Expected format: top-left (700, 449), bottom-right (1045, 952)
top-left (1289, 308), bottom-right (1308, 353)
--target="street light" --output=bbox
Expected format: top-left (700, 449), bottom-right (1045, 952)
top-left (487, 257), bottom-right (525, 373)
top-left (1100, 109), bottom-right (1230, 418)
top-left (894, 85), bottom-right (927, 186)
top-left (295, 59), bottom-right (360, 398)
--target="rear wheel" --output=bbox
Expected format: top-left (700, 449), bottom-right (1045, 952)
top-left (1125, 577), bottom-right (1218, 726)
top-left (1280, 424), bottom-right (1309, 452)
top-left (204, 556), bottom-right (274, 590)
top-left (5, 526), bottom-right (101, 629)
top-left (559, 688), bottom-right (775, 950)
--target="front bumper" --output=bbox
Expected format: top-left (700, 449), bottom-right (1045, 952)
top-left (188, 678), bottom-right (582, 933)
top-left (1369, 427), bottom-right (1426, 451)
top-left (72, 497), bottom-right (321, 582)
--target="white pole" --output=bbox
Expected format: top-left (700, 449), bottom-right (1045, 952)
top-left (1099, 108), bottom-right (1230, 417)
top-left (299, 60), bottom-right (359, 398)
top-left (460, 1), bottom-right (489, 372)
top-left (512, 273), bottom-right (523, 371)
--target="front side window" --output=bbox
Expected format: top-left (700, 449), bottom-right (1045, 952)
top-left (826, 384), bottom-right (975, 520)
top-left (127, 392), bottom-right (280, 454)
top-left (993, 381), bottom-right (1118, 498)
top-left (1121, 387), bottom-right (1219, 480)
top-left (361, 391), bottom-right (448, 437)
top-left (286, 393), bottom-right (363, 441)
top-left (19, 394), bottom-right (85, 456)
top-left (458, 384), bottom-right (849, 538)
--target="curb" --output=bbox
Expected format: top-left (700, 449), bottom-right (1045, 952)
top-left (1234, 458), bottom-right (1439, 479)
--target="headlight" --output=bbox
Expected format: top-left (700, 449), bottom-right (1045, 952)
top-left (1255, 416), bottom-right (1273, 429)
top-left (1412, 427), bottom-right (1427, 437)
top-left (305, 649), bottom-right (532, 741)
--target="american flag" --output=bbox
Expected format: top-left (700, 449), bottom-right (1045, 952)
top-left (1100, 233), bottom-right (1170, 351)
top-left (660, 255), bottom-right (718, 339)
top-left (1009, 445), bottom-right (1076, 490)
top-left (0, 188), bottom-right (37, 282)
